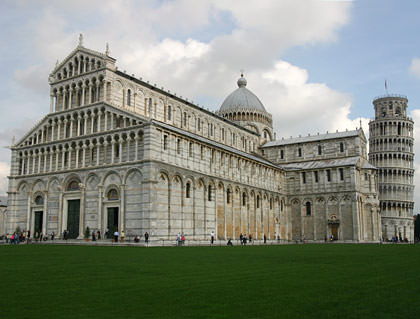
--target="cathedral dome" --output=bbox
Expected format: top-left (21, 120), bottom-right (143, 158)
top-left (219, 75), bottom-right (267, 113)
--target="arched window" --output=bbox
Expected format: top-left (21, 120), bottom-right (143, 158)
top-left (127, 89), bottom-right (131, 106)
top-left (226, 189), bottom-right (231, 204)
top-left (176, 138), bottom-right (181, 154)
top-left (264, 130), bottom-right (267, 139)
top-left (107, 189), bottom-right (119, 201)
top-left (298, 147), bottom-right (302, 157)
top-left (167, 105), bottom-right (171, 121)
top-left (256, 195), bottom-right (260, 208)
top-left (163, 135), bottom-right (168, 150)
top-left (183, 112), bottom-right (187, 127)
top-left (67, 180), bottom-right (80, 191)
top-left (318, 145), bottom-right (322, 155)
top-left (148, 98), bottom-right (152, 114)
top-left (242, 192), bottom-right (246, 206)
top-left (208, 185), bottom-right (212, 201)
top-left (35, 195), bottom-right (44, 205)
top-left (186, 182), bottom-right (191, 198)
top-left (197, 118), bottom-right (201, 131)
top-left (306, 201), bottom-right (311, 216)
top-left (340, 142), bottom-right (344, 152)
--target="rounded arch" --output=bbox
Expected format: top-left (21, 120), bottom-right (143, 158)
top-left (63, 174), bottom-right (82, 191)
top-left (123, 168), bottom-right (143, 185)
top-left (102, 170), bottom-right (122, 185)
top-left (104, 184), bottom-right (121, 201)
top-left (31, 179), bottom-right (46, 193)
top-left (47, 177), bottom-right (60, 193)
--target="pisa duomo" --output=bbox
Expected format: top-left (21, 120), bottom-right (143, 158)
top-left (1, 37), bottom-right (415, 242)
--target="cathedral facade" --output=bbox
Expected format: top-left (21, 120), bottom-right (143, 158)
top-left (4, 39), bottom-right (385, 242)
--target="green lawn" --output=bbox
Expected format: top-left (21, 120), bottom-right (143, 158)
top-left (1, 244), bottom-right (419, 318)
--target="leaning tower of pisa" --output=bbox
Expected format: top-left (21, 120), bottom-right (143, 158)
top-left (369, 95), bottom-right (415, 241)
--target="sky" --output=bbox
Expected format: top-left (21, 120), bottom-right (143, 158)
top-left (0, 0), bottom-right (420, 212)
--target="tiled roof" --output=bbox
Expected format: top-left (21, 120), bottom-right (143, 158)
top-left (279, 156), bottom-right (376, 171)
top-left (262, 129), bottom-right (362, 147)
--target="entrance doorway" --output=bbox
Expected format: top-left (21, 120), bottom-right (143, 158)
top-left (67, 200), bottom-right (80, 239)
top-left (34, 211), bottom-right (43, 235)
top-left (107, 207), bottom-right (119, 237)
top-left (329, 224), bottom-right (339, 240)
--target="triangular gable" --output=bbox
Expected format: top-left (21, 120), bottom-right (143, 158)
top-left (49, 44), bottom-right (116, 81)
top-left (13, 102), bottom-right (148, 148)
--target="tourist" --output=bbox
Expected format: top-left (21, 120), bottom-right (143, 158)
top-left (51, 232), bottom-right (55, 241)
top-left (181, 232), bottom-right (185, 246)
top-left (92, 231), bottom-right (96, 241)
top-left (176, 232), bottom-right (181, 246)
top-left (97, 230), bottom-right (101, 240)
top-left (264, 234), bottom-right (267, 244)
top-left (227, 239), bottom-right (233, 246)
top-left (145, 232), bottom-right (149, 243)
top-left (210, 231), bottom-right (214, 244)
top-left (113, 230), bottom-right (119, 242)
top-left (134, 235), bottom-right (139, 243)
top-left (121, 231), bottom-right (125, 242)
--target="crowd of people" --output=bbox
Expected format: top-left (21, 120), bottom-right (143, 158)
top-left (3, 229), bottom-right (412, 245)
top-left (1, 230), bottom-right (56, 244)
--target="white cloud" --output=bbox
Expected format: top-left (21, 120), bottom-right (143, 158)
top-left (409, 57), bottom-right (420, 80)
top-left (14, 65), bottom-right (48, 94)
top-left (0, 162), bottom-right (10, 195)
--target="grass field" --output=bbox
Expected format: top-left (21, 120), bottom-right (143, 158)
top-left (1, 244), bottom-right (419, 318)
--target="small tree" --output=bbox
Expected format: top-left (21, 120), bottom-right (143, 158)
top-left (84, 226), bottom-right (90, 239)
top-left (414, 214), bottom-right (420, 242)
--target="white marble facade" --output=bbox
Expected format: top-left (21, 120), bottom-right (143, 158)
top-left (4, 39), bottom-right (387, 242)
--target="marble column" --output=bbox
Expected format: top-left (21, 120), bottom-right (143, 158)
top-left (75, 146), bottom-right (80, 168)
top-left (78, 184), bottom-right (86, 239)
top-left (77, 116), bottom-right (81, 136)
top-left (135, 137), bottom-right (139, 160)
top-left (58, 186), bottom-right (63, 237)
top-left (120, 185), bottom-right (125, 234)
top-left (42, 191), bottom-right (48, 235)
top-left (68, 88), bottom-right (73, 109)
top-left (111, 141), bottom-right (115, 164)
top-left (82, 145), bottom-right (86, 167)
top-left (55, 149), bottom-right (59, 171)
top-left (57, 120), bottom-right (62, 140)
top-left (81, 85), bottom-right (86, 106)
top-left (84, 115), bottom-right (88, 135)
top-left (103, 81), bottom-right (107, 102)
top-left (119, 140), bottom-right (123, 163)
